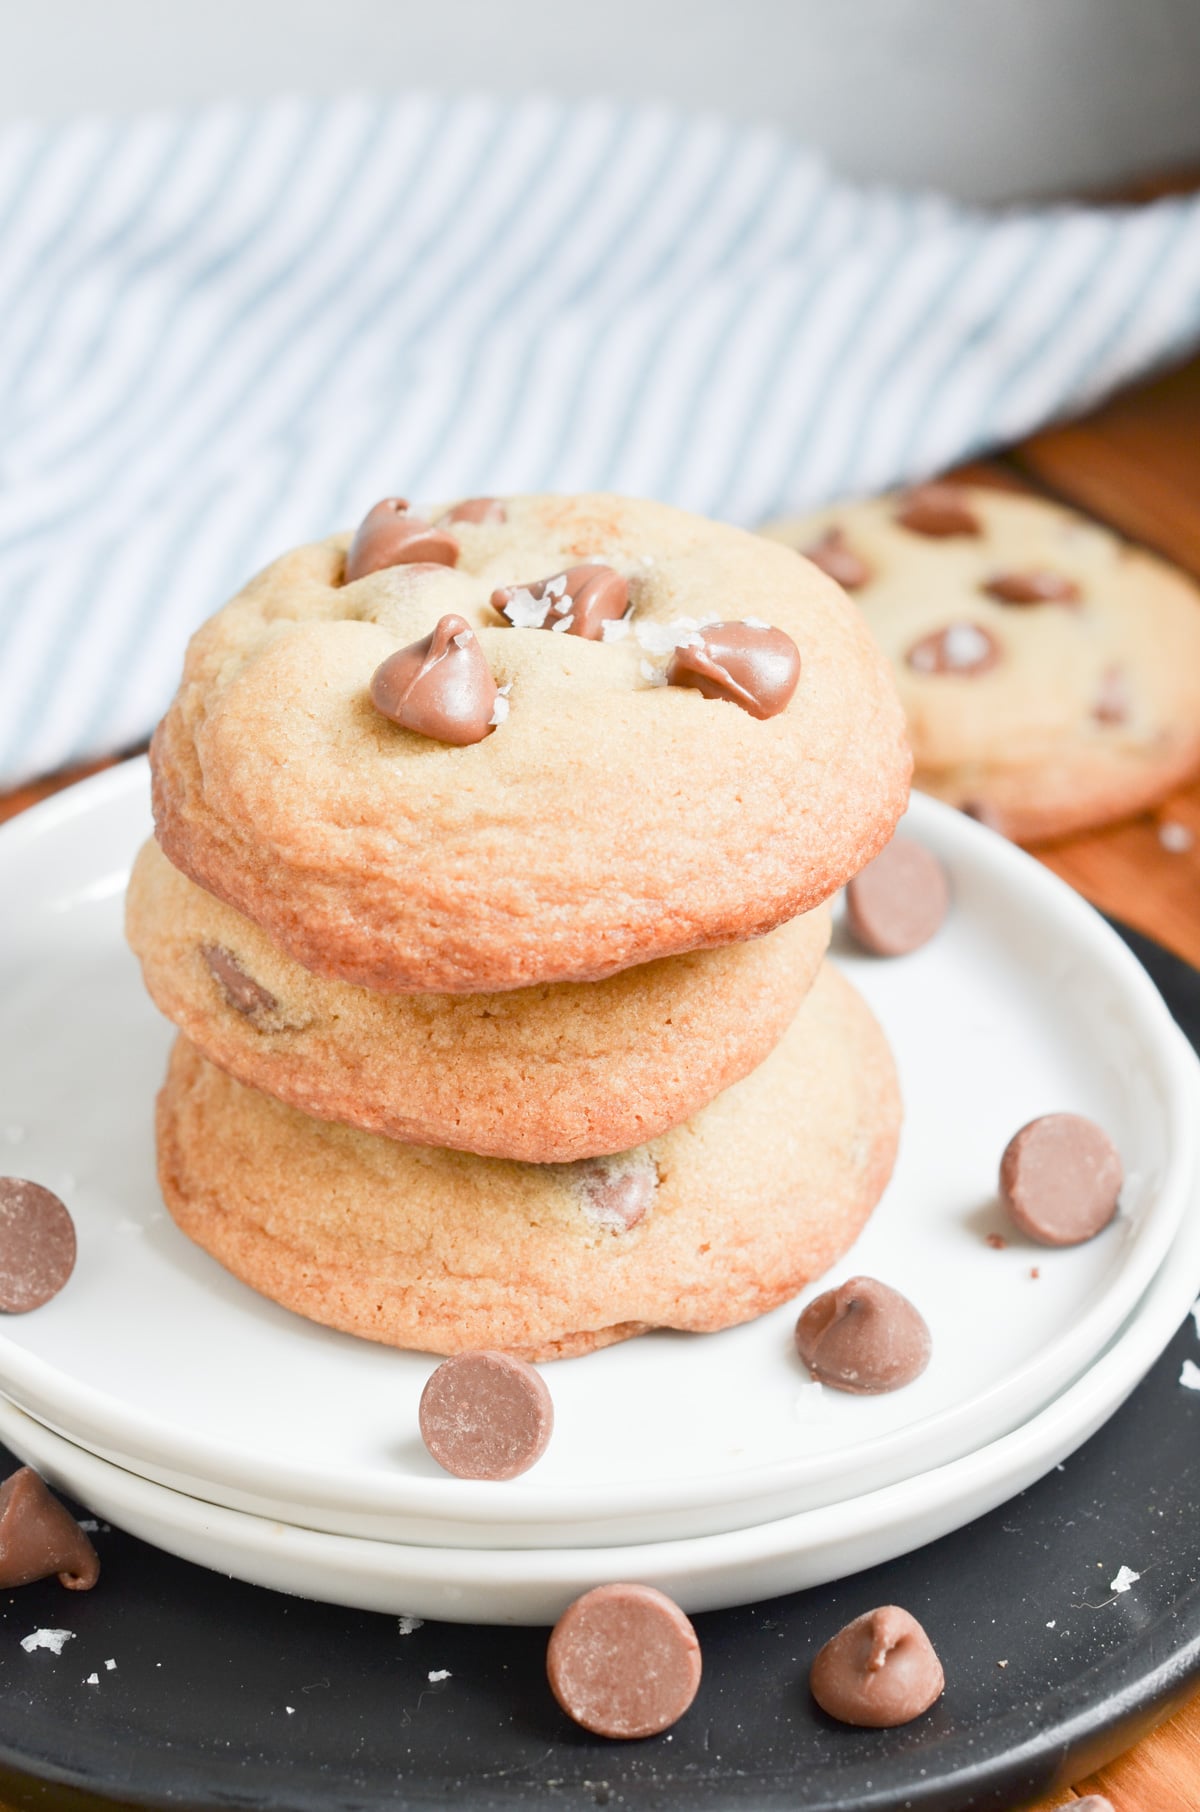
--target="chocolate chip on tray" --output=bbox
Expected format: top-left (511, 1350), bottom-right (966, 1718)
top-left (419, 1350), bottom-right (554, 1480)
top-left (0, 1178), bottom-right (76, 1313)
top-left (810, 1605), bottom-right (944, 1726)
top-left (547, 1582), bottom-right (702, 1738)
top-left (894, 482), bottom-right (981, 538)
top-left (844, 835), bottom-right (949, 956)
top-left (999, 1113), bottom-right (1123, 1246)
top-left (802, 527), bottom-right (871, 591)
top-left (795, 1277), bottom-right (931, 1394)
top-left (0, 1467), bottom-right (99, 1590)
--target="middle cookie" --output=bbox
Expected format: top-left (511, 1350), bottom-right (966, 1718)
top-left (126, 839), bottom-right (831, 1163)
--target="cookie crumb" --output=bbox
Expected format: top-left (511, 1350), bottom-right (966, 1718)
top-left (986, 1232), bottom-right (1007, 1250)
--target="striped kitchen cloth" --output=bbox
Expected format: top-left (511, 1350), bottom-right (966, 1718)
top-left (2, 91), bottom-right (1200, 787)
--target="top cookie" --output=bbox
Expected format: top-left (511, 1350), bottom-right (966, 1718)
top-left (151, 494), bottom-right (909, 993)
top-left (762, 483), bottom-right (1200, 843)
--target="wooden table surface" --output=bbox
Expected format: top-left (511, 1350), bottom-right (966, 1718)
top-left (2, 361), bottom-right (1199, 1810)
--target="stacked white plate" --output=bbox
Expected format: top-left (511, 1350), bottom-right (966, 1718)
top-left (0, 761), bottom-right (1197, 1623)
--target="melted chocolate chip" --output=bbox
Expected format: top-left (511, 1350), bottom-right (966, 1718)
top-left (575, 1156), bottom-right (657, 1231)
top-left (795, 1277), bottom-right (931, 1394)
top-left (0, 1467), bottom-right (99, 1590)
top-left (844, 835), bottom-right (949, 956)
top-left (906, 622), bottom-right (1000, 676)
top-left (999, 1114), bottom-right (1123, 1247)
top-left (344, 498), bottom-right (459, 583)
top-left (666, 622), bottom-right (800, 719)
top-left (440, 497), bottom-right (506, 526)
top-left (370, 614), bottom-right (498, 745)
top-left (547, 1583), bottom-right (702, 1739)
top-left (1093, 665), bottom-right (1131, 725)
top-left (0, 1179), bottom-right (76, 1313)
top-left (200, 945), bottom-right (280, 1022)
top-left (811, 1606), bottom-right (944, 1727)
top-left (894, 483), bottom-right (981, 538)
top-left (983, 570), bottom-right (1081, 605)
top-left (418, 1351), bottom-right (553, 1480)
top-left (491, 564), bottom-right (629, 640)
top-left (802, 527), bottom-right (872, 591)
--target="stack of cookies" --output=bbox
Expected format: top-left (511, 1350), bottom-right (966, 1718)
top-left (127, 494), bottom-right (911, 1361)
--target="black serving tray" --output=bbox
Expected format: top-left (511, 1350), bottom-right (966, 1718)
top-left (0, 919), bottom-right (1197, 1812)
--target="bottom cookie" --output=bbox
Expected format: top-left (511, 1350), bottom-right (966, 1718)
top-left (155, 964), bottom-right (901, 1361)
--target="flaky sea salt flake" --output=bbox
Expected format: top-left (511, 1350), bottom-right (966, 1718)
top-left (488, 695), bottom-right (510, 727)
top-left (551, 614), bottom-right (574, 633)
top-left (639, 660), bottom-right (668, 687)
top-left (1110, 1565), bottom-right (1140, 1595)
top-left (1180, 1359), bottom-right (1200, 1391)
top-left (397, 1616), bottom-right (424, 1637)
top-left (21, 1629), bottom-right (74, 1655)
top-left (742, 616), bottom-right (770, 629)
top-left (601, 616), bottom-right (632, 642)
top-left (502, 589), bottom-right (551, 630)
top-left (1158, 820), bottom-right (1195, 854)
top-left (428, 1669), bottom-right (451, 1683)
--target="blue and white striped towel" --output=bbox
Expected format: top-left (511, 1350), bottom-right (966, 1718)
top-left (3, 92), bottom-right (1200, 787)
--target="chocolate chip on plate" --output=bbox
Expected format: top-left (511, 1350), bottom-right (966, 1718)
top-left (0, 1179), bottom-right (76, 1313)
top-left (795, 1277), bottom-right (931, 1394)
top-left (844, 835), bottom-right (949, 957)
top-left (491, 564), bottom-right (629, 640)
top-left (344, 498), bottom-right (459, 582)
top-left (547, 1582), bottom-right (702, 1738)
top-left (370, 614), bottom-right (498, 746)
top-left (999, 1114), bottom-right (1123, 1246)
top-left (802, 527), bottom-right (871, 591)
top-left (0, 1467), bottom-right (99, 1590)
top-left (811, 1605), bottom-right (944, 1726)
top-left (666, 621), bottom-right (801, 719)
top-left (419, 1350), bottom-right (553, 1480)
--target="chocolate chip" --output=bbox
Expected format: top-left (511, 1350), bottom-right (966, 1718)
top-left (440, 497), bottom-right (506, 526)
top-left (666, 622), bottom-right (800, 719)
top-left (344, 498), bottom-right (459, 583)
top-left (999, 1114), bottom-right (1123, 1247)
top-left (370, 614), bottom-right (498, 746)
top-left (0, 1468), bottom-right (99, 1590)
top-left (200, 945), bottom-right (279, 1022)
top-left (547, 1583), bottom-right (702, 1739)
top-left (844, 835), bottom-right (949, 957)
top-left (894, 483), bottom-right (981, 538)
top-left (1093, 665), bottom-right (1131, 726)
top-left (983, 570), bottom-right (1081, 605)
top-left (491, 564), bottom-right (629, 640)
top-left (0, 1180), bottom-right (76, 1313)
top-left (418, 1351), bottom-right (553, 1480)
top-left (810, 1606), bottom-right (944, 1727)
top-left (802, 528), bottom-right (871, 591)
top-left (795, 1277), bottom-right (931, 1394)
top-left (906, 622), bottom-right (1000, 676)
top-left (575, 1155), bottom-right (657, 1231)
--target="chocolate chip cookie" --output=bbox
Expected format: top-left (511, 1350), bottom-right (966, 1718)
top-left (155, 962), bottom-right (900, 1361)
top-left (762, 483), bottom-right (1200, 842)
top-left (127, 837), bottom-right (831, 1163)
top-left (151, 493), bottom-right (910, 992)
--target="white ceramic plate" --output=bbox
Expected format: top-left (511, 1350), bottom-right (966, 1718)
top-left (0, 760), bottom-right (1196, 1547)
top-left (5, 1142), bottom-right (1198, 1624)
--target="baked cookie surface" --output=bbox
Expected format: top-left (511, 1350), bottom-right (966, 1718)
top-left (155, 963), bottom-right (900, 1362)
top-left (762, 484), bottom-right (1200, 842)
top-left (127, 838), bottom-right (831, 1162)
top-left (151, 493), bottom-right (909, 992)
